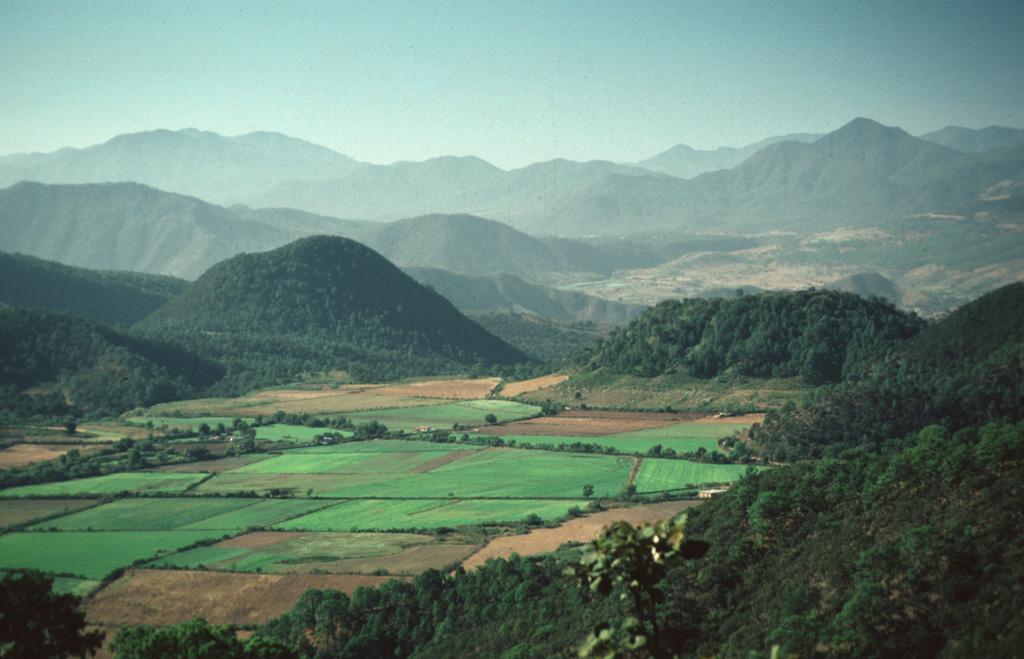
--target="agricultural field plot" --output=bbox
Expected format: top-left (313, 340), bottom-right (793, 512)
top-left (145, 386), bottom-right (453, 418)
top-left (0, 443), bottom-right (99, 469)
top-left (0, 498), bottom-right (96, 528)
top-left (193, 472), bottom-right (377, 497)
top-left (344, 400), bottom-right (541, 432)
top-left (368, 378), bottom-right (500, 400)
top-left (153, 455), bottom-right (271, 473)
top-left (27, 498), bottom-right (254, 531)
top-left (275, 498), bottom-right (585, 532)
top-left (499, 374), bottom-right (570, 398)
top-left (0, 530), bottom-right (226, 579)
top-left (149, 531), bottom-right (472, 575)
top-left (632, 458), bottom-right (758, 494)
top-left (482, 409), bottom-right (679, 437)
top-left (290, 439), bottom-right (479, 454)
top-left (608, 420), bottom-right (756, 440)
top-left (310, 449), bottom-right (633, 499)
top-left (182, 499), bottom-right (336, 530)
top-left (0, 472), bottom-right (207, 497)
top-left (228, 447), bottom-right (477, 475)
top-left (83, 569), bottom-right (403, 628)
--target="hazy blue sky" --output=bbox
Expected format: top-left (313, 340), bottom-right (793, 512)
top-left (2, 0), bottom-right (1022, 169)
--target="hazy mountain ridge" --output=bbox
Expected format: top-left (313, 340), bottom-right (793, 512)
top-left (404, 266), bottom-right (644, 324)
top-left (2, 119), bottom-right (1021, 239)
top-left (0, 252), bottom-right (187, 327)
top-left (0, 128), bottom-right (364, 206)
top-left (0, 181), bottom-right (299, 278)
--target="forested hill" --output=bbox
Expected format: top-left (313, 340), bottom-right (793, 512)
top-left (750, 282), bottom-right (1024, 460)
top-left (0, 307), bottom-right (221, 418)
top-left (567, 289), bottom-right (924, 384)
top-left (0, 252), bottom-right (187, 327)
top-left (134, 235), bottom-right (528, 388)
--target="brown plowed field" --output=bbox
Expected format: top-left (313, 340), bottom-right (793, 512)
top-left (84, 569), bottom-right (406, 628)
top-left (480, 409), bottom-right (685, 437)
top-left (369, 378), bottom-right (500, 399)
top-left (500, 374), bottom-right (569, 398)
top-left (462, 500), bottom-right (703, 569)
top-left (0, 499), bottom-right (96, 527)
top-left (0, 443), bottom-right (94, 468)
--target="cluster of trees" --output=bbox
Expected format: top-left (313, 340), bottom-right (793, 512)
top-left (751, 282), bottom-right (1024, 460)
top-left (568, 289), bottom-right (924, 384)
top-left (0, 435), bottom-right (180, 492)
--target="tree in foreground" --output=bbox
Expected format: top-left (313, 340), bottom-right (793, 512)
top-left (568, 515), bottom-right (709, 658)
top-left (0, 571), bottom-right (104, 659)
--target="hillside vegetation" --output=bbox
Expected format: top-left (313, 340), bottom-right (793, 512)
top-left (0, 307), bottom-right (219, 419)
top-left (751, 282), bottom-right (1024, 460)
top-left (134, 235), bottom-right (528, 392)
top-left (568, 289), bottom-right (924, 384)
top-left (0, 252), bottom-right (187, 327)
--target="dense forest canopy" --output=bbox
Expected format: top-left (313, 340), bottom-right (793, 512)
top-left (131, 235), bottom-right (528, 391)
top-left (568, 289), bottom-right (924, 384)
top-left (0, 251), bottom-right (187, 327)
top-left (751, 282), bottom-right (1024, 460)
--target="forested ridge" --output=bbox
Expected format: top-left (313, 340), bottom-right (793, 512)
top-left (133, 235), bottom-right (527, 391)
top-left (567, 289), bottom-right (924, 384)
top-left (0, 307), bottom-right (219, 420)
top-left (0, 251), bottom-right (187, 327)
top-left (750, 282), bottom-right (1024, 460)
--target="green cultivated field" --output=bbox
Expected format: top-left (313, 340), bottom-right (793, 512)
top-left (633, 458), bottom-right (758, 493)
top-left (28, 498), bottom-right (252, 531)
top-left (182, 499), bottom-right (336, 530)
top-left (149, 532), bottom-right (441, 574)
top-left (0, 530), bottom-right (225, 579)
top-left (0, 472), bottom-right (207, 497)
top-left (289, 439), bottom-right (478, 453)
top-left (229, 449), bottom-right (462, 475)
top-left (275, 498), bottom-right (583, 531)
top-left (345, 400), bottom-right (540, 431)
top-left (305, 450), bottom-right (633, 499)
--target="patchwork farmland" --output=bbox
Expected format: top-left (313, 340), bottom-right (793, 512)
top-left (0, 378), bottom-right (763, 633)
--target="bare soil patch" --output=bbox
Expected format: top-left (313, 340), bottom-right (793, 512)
top-left (462, 500), bottom-right (703, 569)
top-left (219, 531), bottom-right (308, 550)
top-left (482, 409), bottom-right (683, 437)
top-left (370, 378), bottom-right (500, 400)
top-left (0, 499), bottom-right (96, 528)
top-left (705, 413), bottom-right (764, 424)
top-left (84, 569), bottom-right (406, 628)
top-left (501, 374), bottom-right (569, 398)
top-left (0, 443), bottom-right (96, 468)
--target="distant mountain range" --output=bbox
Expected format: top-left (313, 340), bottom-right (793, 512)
top-left (3, 119), bottom-right (1022, 238)
top-left (1, 117), bottom-right (1022, 317)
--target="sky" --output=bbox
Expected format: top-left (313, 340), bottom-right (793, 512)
top-left (2, 0), bottom-right (1023, 170)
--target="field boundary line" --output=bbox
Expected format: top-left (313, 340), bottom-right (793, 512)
top-left (625, 457), bottom-right (642, 490)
